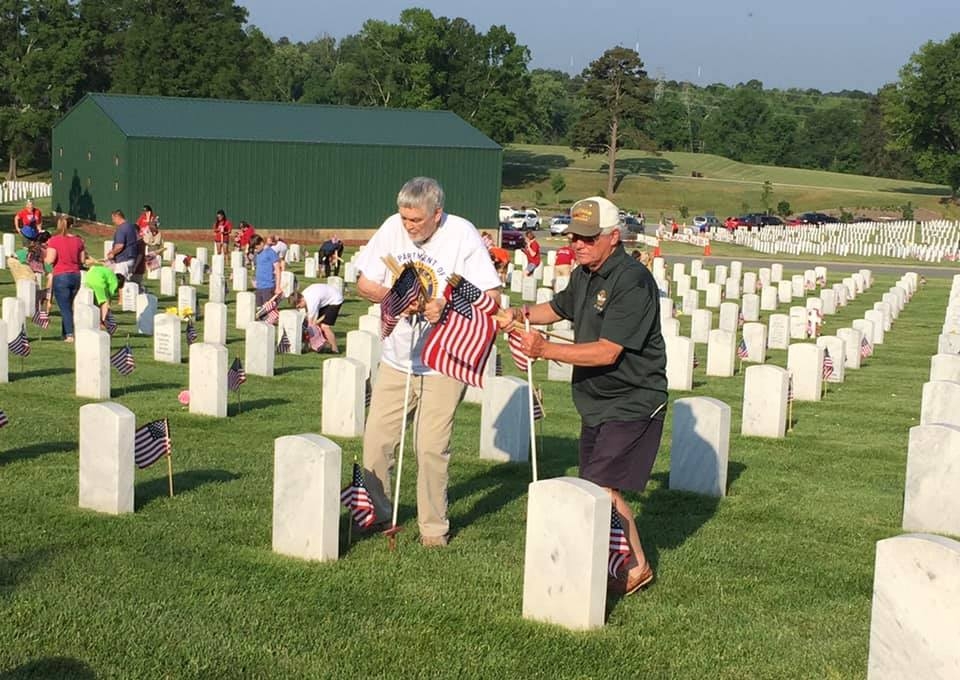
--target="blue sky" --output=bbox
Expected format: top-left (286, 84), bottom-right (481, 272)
top-left (240, 0), bottom-right (958, 92)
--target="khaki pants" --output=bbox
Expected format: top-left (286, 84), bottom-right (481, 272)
top-left (362, 364), bottom-right (465, 538)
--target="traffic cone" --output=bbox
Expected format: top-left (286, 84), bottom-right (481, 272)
top-left (703, 241), bottom-right (712, 256)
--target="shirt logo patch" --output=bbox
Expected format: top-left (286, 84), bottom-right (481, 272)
top-left (594, 289), bottom-right (608, 313)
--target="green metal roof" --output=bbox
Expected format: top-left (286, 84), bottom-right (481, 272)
top-left (77, 93), bottom-right (501, 150)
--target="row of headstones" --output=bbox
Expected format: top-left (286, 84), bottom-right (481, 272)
top-left (0, 181), bottom-right (50, 204)
top-left (73, 402), bottom-right (616, 632)
top-left (864, 274), bottom-right (960, 679)
top-left (665, 273), bottom-right (919, 439)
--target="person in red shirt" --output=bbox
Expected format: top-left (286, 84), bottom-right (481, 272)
top-left (522, 230), bottom-right (541, 276)
top-left (213, 209), bottom-right (232, 256)
top-left (554, 243), bottom-right (574, 277)
top-left (14, 199), bottom-right (43, 241)
top-left (43, 215), bottom-right (87, 342)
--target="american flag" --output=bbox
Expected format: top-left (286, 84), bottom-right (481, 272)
top-left (532, 386), bottom-right (544, 421)
top-left (737, 337), bottom-right (748, 359)
top-left (340, 462), bottom-right (376, 528)
top-left (227, 357), bottom-right (247, 391)
top-left (185, 318), bottom-right (198, 344)
top-left (787, 375), bottom-right (794, 403)
top-left (256, 298), bottom-right (280, 325)
top-left (608, 511), bottom-right (631, 578)
top-left (495, 353), bottom-right (503, 376)
top-left (506, 330), bottom-right (530, 371)
top-left (8, 327), bottom-right (30, 357)
top-left (380, 265), bottom-right (422, 340)
top-left (0, 409), bottom-right (8, 428)
top-left (860, 335), bottom-right (873, 359)
top-left (693, 355), bottom-right (700, 369)
top-left (822, 348), bottom-right (835, 380)
top-left (110, 345), bottom-right (136, 376)
top-left (105, 311), bottom-right (118, 336)
top-left (277, 328), bottom-right (291, 354)
top-left (32, 308), bottom-right (50, 329)
top-left (364, 379), bottom-right (372, 408)
top-left (305, 323), bottom-right (326, 352)
top-left (134, 419), bottom-right (171, 469)
top-left (421, 276), bottom-right (498, 387)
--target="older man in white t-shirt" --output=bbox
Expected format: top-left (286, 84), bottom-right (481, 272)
top-left (296, 282), bottom-right (344, 353)
top-left (355, 176), bottom-right (500, 547)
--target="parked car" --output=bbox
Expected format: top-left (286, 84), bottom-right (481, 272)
top-left (693, 215), bottom-right (721, 231)
top-left (549, 215), bottom-right (571, 235)
top-left (508, 209), bottom-right (541, 231)
top-left (623, 216), bottom-right (644, 234)
top-left (499, 222), bottom-right (525, 249)
top-left (789, 212), bottom-right (839, 226)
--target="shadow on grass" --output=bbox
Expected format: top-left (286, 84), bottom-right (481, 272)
top-left (502, 149), bottom-right (571, 188)
top-left (0, 657), bottom-right (96, 679)
top-left (606, 462), bottom-right (746, 617)
top-left (0, 549), bottom-right (55, 602)
top-left (0, 441), bottom-right (76, 467)
top-left (275, 364), bottom-right (316, 376)
top-left (228, 398), bottom-right (291, 416)
top-left (114, 381), bottom-right (180, 396)
top-left (14, 366), bottom-right (73, 380)
top-left (135, 468), bottom-right (240, 509)
top-left (879, 185), bottom-right (950, 197)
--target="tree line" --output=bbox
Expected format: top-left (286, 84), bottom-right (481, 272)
top-left (1, 1), bottom-right (957, 196)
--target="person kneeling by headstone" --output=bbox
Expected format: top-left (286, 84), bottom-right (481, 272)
top-left (84, 259), bottom-right (125, 330)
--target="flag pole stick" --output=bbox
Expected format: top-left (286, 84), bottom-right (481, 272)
top-left (167, 454), bottom-right (174, 497)
top-left (386, 331), bottom-right (416, 551)
top-left (525, 319), bottom-right (539, 483)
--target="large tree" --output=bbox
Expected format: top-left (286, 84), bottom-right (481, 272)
top-left (884, 33), bottom-right (960, 195)
top-left (0, 0), bottom-right (92, 178)
top-left (570, 47), bottom-right (653, 196)
top-left (108, 0), bottom-right (261, 99)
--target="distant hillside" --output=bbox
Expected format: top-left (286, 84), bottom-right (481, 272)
top-left (502, 144), bottom-right (954, 221)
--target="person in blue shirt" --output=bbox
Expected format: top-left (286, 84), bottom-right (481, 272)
top-left (105, 209), bottom-right (141, 282)
top-left (252, 234), bottom-right (282, 307)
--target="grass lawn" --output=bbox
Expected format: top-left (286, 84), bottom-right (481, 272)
top-left (0, 231), bottom-right (945, 678)
top-left (503, 144), bottom-right (958, 222)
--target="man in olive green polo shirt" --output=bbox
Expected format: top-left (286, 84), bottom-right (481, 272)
top-left (507, 195), bottom-right (668, 596)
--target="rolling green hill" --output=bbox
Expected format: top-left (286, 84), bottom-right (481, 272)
top-left (503, 144), bottom-right (955, 221)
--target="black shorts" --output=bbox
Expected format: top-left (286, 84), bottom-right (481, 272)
top-left (317, 304), bottom-right (341, 326)
top-left (579, 416), bottom-right (665, 493)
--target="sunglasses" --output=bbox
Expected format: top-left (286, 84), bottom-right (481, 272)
top-left (570, 231), bottom-right (614, 245)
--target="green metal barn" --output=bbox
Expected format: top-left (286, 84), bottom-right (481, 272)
top-left (51, 93), bottom-right (502, 230)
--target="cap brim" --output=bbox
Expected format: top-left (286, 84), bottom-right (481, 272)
top-left (561, 223), bottom-right (601, 237)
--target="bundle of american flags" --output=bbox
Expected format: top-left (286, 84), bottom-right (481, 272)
top-left (134, 419), bottom-right (171, 469)
top-left (256, 298), bottom-right (280, 325)
top-left (822, 348), bottom-right (835, 381)
top-left (380, 265), bottom-right (423, 340)
top-left (421, 275), bottom-right (499, 388)
top-left (608, 511), bottom-right (631, 578)
top-left (110, 345), bottom-right (136, 376)
top-left (305, 323), bottom-right (326, 352)
top-left (506, 329), bottom-right (530, 371)
top-left (340, 462), bottom-right (376, 528)
top-left (227, 357), bottom-right (247, 391)
top-left (185, 318), bottom-right (198, 345)
top-left (32, 308), bottom-right (50, 330)
top-left (8, 327), bottom-right (30, 357)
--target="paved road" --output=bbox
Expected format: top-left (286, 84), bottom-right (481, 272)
top-left (530, 231), bottom-right (958, 280)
